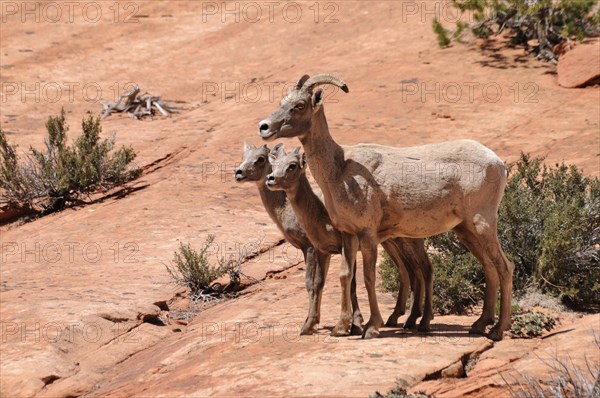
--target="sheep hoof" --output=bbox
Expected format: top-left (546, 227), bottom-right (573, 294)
top-left (331, 321), bottom-right (351, 337)
top-left (362, 325), bottom-right (380, 339)
top-left (488, 326), bottom-right (504, 341)
top-left (350, 323), bottom-right (364, 336)
top-left (300, 324), bottom-right (317, 335)
top-left (469, 317), bottom-right (494, 335)
top-left (403, 317), bottom-right (418, 330)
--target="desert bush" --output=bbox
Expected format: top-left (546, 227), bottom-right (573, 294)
top-left (166, 236), bottom-right (244, 303)
top-left (379, 153), bottom-right (599, 314)
top-left (509, 310), bottom-right (556, 338)
top-left (433, 0), bottom-right (600, 61)
top-left (378, 251), bottom-right (401, 294)
top-left (0, 109), bottom-right (139, 213)
top-left (505, 154), bottom-right (599, 308)
top-left (166, 236), bottom-right (224, 300)
top-left (427, 234), bottom-right (485, 315)
top-left (378, 242), bottom-right (484, 315)
top-left (516, 286), bottom-right (565, 312)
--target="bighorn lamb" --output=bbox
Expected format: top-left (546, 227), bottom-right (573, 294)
top-left (258, 74), bottom-right (515, 341)
top-left (235, 143), bottom-right (428, 333)
top-left (266, 143), bottom-right (433, 330)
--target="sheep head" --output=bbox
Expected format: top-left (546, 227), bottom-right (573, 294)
top-left (258, 73), bottom-right (348, 141)
top-left (266, 143), bottom-right (307, 191)
top-left (235, 142), bottom-right (270, 182)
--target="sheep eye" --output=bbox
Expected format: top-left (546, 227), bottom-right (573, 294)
top-left (256, 156), bottom-right (265, 164)
top-left (287, 163), bottom-right (297, 171)
top-left (295, 103), bottom-right (305, 110)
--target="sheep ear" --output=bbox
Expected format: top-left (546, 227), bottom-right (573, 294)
top-left (244, 142), bottom-right (255, 151)
top-left (292, 147), bottom-right (301, 155)
top-left (300, 153), bottom-right (307, 168)
top-left (270, 142), bottom-right (284, 158)
top-left (312, 88), bottom-right (325, 111)
top-left (260, 144), bottom-right (268, 151)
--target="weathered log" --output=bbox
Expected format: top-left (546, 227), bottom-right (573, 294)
top-left (99, 86), bottom-right (175, 120)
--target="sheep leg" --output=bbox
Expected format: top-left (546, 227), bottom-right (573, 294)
top-left (405, 266), bottom-right (423, 329)
top-left (331, 233), bottom-right (358, 337)
top-left (302, 248), bottom-right (331, 335)
top-left (487, 237), bottom-right (514, 341)
top-left (413, 239), bottom-right (434, 332)
top-left (402, 245), bottom-right (424, 330)
top-left (361, 235), bottom-right (384, 339)
top-left (381, 240), bottom-right (410, 327)
top-left (453, 222), bottom-right (500, 336)
top-left (350, 259), bottom-right (364, 335)
top-left (300, 247), bottom-right (320, 335)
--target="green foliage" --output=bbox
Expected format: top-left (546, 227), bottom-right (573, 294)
top-left (166, 235), bottom-right (225, 297)
top-left (378, 251), bottom-right (401, 294)
top-left (510, 310), bottom-right (556, 338)
top-left (504, 154), bottom-right (599, 308)
top-left (379, 153), bottom-right (599, 314)
top-left (0, 109), bottom-right (139, 213)
top-left (0, 131), bottom-right (33, 208)
top-left (378, 239), bottom-right (484, 315)
top-left (433, 0), bottom-right (600, 61)
top-left (427, 234), bottom-right (485, 315)
top-left (432, 19), bottom-right (451, 47)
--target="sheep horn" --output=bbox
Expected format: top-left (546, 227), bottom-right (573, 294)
top-left (301, 73), bottom-right (349, 93)
top-left (295, 75), bottom-right (310, 90)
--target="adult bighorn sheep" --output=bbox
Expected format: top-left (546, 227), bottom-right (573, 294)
top-left (266, 143), bottom-right (434, 330)
top-left (258, 74), bottom-right (514, 341)
top-left (235, 143), bottom-right (431, 334)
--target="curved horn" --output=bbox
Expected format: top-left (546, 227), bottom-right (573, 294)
top-left (301, 73), bottom-right (349, 93)
top-left (294, 74), bottom-right (310, 90)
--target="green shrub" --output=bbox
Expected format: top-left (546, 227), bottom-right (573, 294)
top-left (427, 234), bottom-right (485, 315)
top-left (430, 154), bottom-right (599, 311)
top-left (0, 109), bottom-right (139, 213)
top-left (166, 236), bottom-right (244, 302)
top-left (378, 251), bottom-right (401, 294)
top-left (432, 19), bottom-right (451, 47)
top-left (0, 132), bottom-right (33, 208)
top-left (378, 240), bottom-right (484, 315)
top-left (433, 0), bottom-right (600, 61)
top-left (510, 310), bottom-right (556, 338)
top-left (166, 236), bottom-right (225, 299)
top-left (379, 153), bottom-right (599, 314)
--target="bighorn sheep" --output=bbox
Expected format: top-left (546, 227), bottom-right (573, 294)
top-left (235, 143), bottom-right (429, 334)
top-left (258, 74), bottom-right (515, 341)
top-left (266, 143), bottom-right (434, 330)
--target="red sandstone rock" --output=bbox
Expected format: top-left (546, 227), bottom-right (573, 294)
top-left (557, 40), bottom-right (600, 88)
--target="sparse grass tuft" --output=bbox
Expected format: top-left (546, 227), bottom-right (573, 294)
top-left (502, 331), bottom-right (600, 397)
